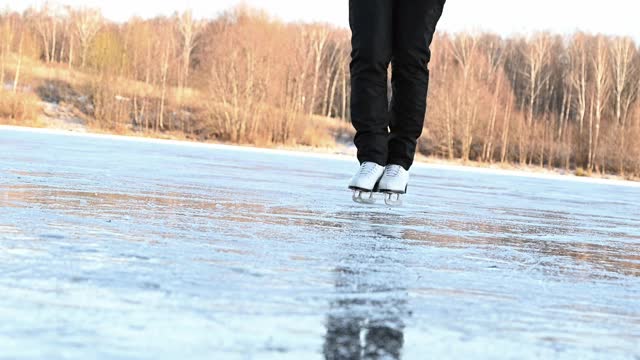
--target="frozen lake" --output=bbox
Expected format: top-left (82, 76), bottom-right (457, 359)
top-left (1, 127), bottom-right (639, 359)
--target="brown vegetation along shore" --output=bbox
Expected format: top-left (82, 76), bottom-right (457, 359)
top-left (1, 4), bottom-right (639, 180)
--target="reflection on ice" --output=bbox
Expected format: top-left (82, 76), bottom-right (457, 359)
top-left (325, 226), bottom-right (408, 360)
top-left (1, 128), bottom-right (639, 359)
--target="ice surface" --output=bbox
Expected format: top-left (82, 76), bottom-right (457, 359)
top-left (0, 127), bottom-right (639, 359)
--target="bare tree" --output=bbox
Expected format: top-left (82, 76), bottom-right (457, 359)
top-left (450, 33), bottom-right (479, 162)
top-left (481, 35), bottom-right (507, 162)
top-left (306, 26), bottom-right (329, 117)
top-left (158, 40), bottom-right (171, 131)
top-left (177, 10), bottom-right (203, 89)
top-left (325, 36), bottom-right (349, 118)
top-left (28, 3), bottom-right (53, 63)
top-left (558, 66), bottom-right (573, 170)
top-left (588, 36), bottom-right (610, 172)
top-left (0, 12), bottom-right (14, 86)
top-left (71, 7), bottom-right (102, 68)
top-left (500, 92), bottom-right (514, 164)
top-left (569, 34), bottom-right (589, 166)
top-left (13, 30), bottom-right (24, 93)
top-left (322, 37), bottom-right (341, 117)
top-left (340, 47), bottom-right (350, 121)
top-left (50, 7), bottom-right (59, 63)
top-left (610, 36), bottom-right (637, 174)
top-left (520, 33), bottom-right (551, 164)
top-left (523, 34), bottom-right (552, 126)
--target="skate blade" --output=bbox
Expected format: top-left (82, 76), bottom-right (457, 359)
top-left (352, 190), bottom-right (377, 204)
top-left (384, 194), bottom-right (403, 207)
top-left (381, 186), bottom-right (407, 207)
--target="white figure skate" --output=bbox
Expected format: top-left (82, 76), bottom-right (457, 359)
top-left (349, 162), bottom-right (385, 204)
top-left (378, 164), bottom-right (409, 206)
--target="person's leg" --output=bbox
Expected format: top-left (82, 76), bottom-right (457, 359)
top-left (349, 0), bottom-right (393, 167)
top-left (388, 0), bottom-right (445, 170)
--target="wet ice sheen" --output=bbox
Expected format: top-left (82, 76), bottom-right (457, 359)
top-left (0, 127), bottom-right (639, 360)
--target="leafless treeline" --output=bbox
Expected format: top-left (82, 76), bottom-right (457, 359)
top-left (429, 32), bottom-right (640, 177)
top-left (1, 5), bottom-right (640, 177)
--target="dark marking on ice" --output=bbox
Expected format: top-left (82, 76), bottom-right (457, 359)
top-left (40, 234), bottom-right (65, 240)
top-left (231, 267), bottom-right (264, 277)
top-left (140, 282), bottom-right (161, 290)
top-left (121, 253), bottom-right (151, 261)
top-left (122, 298), bottom-right (142, 305)
top-left (265, 346), bottom-right (288, 353)
top-left (264, 338), bottom-right (288, 353)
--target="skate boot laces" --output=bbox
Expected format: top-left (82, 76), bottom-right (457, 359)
top-left (386, 165), bottom-right (403, 177)
top-left (360, 162), bottom-right (379, 176)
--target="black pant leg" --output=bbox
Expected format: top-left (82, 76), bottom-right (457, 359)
top-left (388, 0), bottom-right (445, 170)
top-left (349, 0), bottom-right (393, 167)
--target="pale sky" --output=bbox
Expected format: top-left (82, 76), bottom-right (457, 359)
top-left (2, 0), bottom-right (638, 39)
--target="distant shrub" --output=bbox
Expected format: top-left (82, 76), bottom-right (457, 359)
top-left (575, 167), bottom-right (591, 177)
top-left (299, 125), bottom-right (334, 148)
top-left (0, 90), bottom-right (41, 126)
